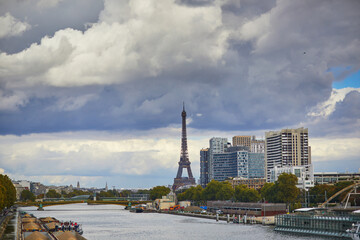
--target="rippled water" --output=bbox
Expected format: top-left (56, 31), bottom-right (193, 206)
top-left (20, 203), bottom-right (326, 240)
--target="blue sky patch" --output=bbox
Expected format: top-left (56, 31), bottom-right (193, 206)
top-left (331, 67), bottom-right (360, 89)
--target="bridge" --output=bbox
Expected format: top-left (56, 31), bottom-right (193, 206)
top-left (319, 181), bottom-right (360, 208)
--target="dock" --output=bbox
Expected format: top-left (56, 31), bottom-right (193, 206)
top-left (275, 214), bottom-right (360, 238)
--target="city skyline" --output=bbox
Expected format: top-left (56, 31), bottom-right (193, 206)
top-left (0, 0), bottom-right (359, 188)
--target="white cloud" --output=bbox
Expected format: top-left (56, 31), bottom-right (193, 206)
top-left (0, 0), bottom-right (228, 87)
top-left (308, 88), bottom-right (360, 118)
top-left (0, 89), bottom-right (28, 111)
top-left (310, 137), bottom-right (360, 163)
top-left (0, 130), bottom-right (208, 186)
top-left (1, 129), bottom-right (359, 187)
top-left (0, 13), bottom-right (31, 39)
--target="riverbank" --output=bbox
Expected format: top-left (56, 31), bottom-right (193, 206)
top-left (0, 213), bottom-right (14, 239)
top-left (17, 200), bottom-right (85, 208)
top-left (18, 203), bottom-right (321, 240)
top-left (154, 210), bottom-right (275, 224)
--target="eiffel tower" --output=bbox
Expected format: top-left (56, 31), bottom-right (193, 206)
top-left (173, 103), bottom-right (196, 190)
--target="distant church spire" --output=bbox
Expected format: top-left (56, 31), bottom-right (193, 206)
top-left (105, 182), bottom-right (108, 191)
top-left (77, 181), bottom-right (80, 189)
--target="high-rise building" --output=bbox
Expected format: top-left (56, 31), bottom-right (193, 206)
top-left (248, 152), bottom-right (265, 178)
top-left (251, 139), bottom-right (265, 153)
top-left (209, 137), bottom-right (228, 180)
top-left (232, 136), bottom-right (251, 149)
top-left (200, 148), bottom-right (210, 188)
top-left (265, 127), bottom-right (311, 182)
top-left (212, 147), bottom-right (265, 182)
top-left (213, 150), bottom-right (248, 181)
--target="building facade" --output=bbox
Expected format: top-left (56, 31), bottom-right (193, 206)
top-left (251, 139), bottom-right (265, 153)
top-left (200, 148), bottom-right (210, 188)
top-left (213, 151), bottom-right (244, 181)
top-left (227, 177), bottom-right (266, 189)
top-left (270, 164), bottom-right (314, 190)
top-left (314, 172), bottom-right (360, 184)
top-left (209, 137), bottom-right (228, 180)
top-left (212, 148), bottom-right (265, 182)
top-left (232, 136), bottom-right (251, 149)
top-left (248, 152), bottom-right (265, 179)
top-left (265, 127), bottom-right (311, 182)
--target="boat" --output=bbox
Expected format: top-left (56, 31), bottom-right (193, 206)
top-left (130, 205), bottom-right (144, 213)
top-left (59, 221), bottom-right (84, 235)
top-left (347, 223), bottom-right (360, 240)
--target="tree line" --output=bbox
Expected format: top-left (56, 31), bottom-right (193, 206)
top-left (177, 173), bottom-right (357, 209)
top-left (19, 186), bottom-right (163, 202)
top-left (177, 173), bottom-right (300, 206)
top-left (0, 174), bottom-right (16, 210)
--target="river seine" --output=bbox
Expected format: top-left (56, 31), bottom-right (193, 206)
top-left (20, 203), bottom-right (326, 240)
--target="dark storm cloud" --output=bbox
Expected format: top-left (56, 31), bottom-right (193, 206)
top-left (307, 90), bottom-right (360, 138)
top-left (0, 0), bottom-right (359, 137)
top-left (176, 0), bottom-right (214, 6)
top-left (330, 91), bottom-right (360, 120)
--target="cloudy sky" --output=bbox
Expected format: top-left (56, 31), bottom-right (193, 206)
top-left (0, 0), bottom-right (359, 188)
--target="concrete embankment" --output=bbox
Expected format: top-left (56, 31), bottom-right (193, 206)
top-left (0, 213), bottom-right (14, 238)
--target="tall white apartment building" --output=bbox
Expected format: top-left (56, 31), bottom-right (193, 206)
top-left (209, 137), bottom-right (228, 180)
top-left (265, 127), bottom-right (311, 182)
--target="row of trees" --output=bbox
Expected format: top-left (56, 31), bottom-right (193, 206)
top-left (177, 173), bottom-right (300, 205)
top-left (19, 187), bottom-right (164, 202)
top-left (0, 174), bottom-right (16, 210)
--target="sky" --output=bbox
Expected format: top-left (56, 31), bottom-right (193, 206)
top-left (0, 0), bottom-right (359, 189)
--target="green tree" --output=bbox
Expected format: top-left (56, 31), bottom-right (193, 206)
top-left (65, 189), bottom-right (91, 198)
top-left (202, 180), bottom-right (222, 200)
top-left (36, 194), bottom-right (45, 199)
top-left (276, 173), bottom-right (300, 210)
top-left (150, 186), bottom-right (170, 200)
top-left (45, 189), bottom-right (61, 198)
top-left (20, 190), bottom-right (35, 202)
top-left (136, 189), bottom-right (150, 195)
top-left (119, 190), bottom-right (132, 198)
top-left (99, 190), bottom-right (115, 198)
top-left (215, 182), bottom-right (234, 200)
top-left (0, 174), bottom-right (16, 210)
top-left (308, 184), bottom-right (335, 204)
top-left (234, 185), bottom-right (261, 202)
top-left (177, 185), bottom-right (203, 202)
top-left (260, 182), bottom-right (277, 202)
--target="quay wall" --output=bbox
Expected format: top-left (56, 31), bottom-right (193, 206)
top-left (0, 214), bottom-right (13, 239)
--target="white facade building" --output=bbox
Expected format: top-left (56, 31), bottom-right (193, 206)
top-left (270, 164), bottom-right (314, 190)
top-left (251, 139), bottom-right (265, 153)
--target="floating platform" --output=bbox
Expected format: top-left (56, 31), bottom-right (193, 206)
top-left (275, 214), bottom-right (360, 238)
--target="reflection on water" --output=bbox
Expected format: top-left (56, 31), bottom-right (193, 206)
top-left (20, 203), bottom-right (323, 240)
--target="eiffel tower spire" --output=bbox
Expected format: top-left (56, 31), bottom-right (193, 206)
top-left (173, 103), bottom-right (196, 190)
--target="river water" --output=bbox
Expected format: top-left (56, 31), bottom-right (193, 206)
top-left (20, 203), bottom-right (326, 240)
